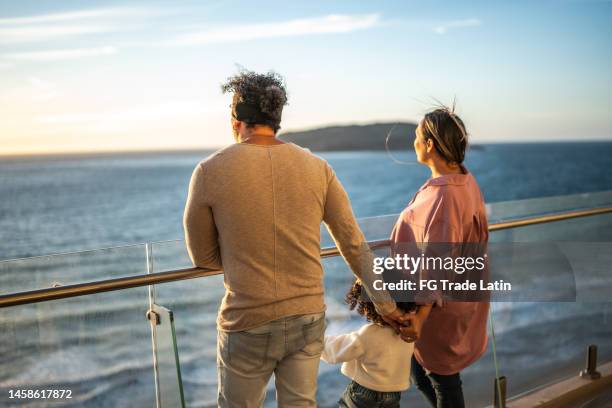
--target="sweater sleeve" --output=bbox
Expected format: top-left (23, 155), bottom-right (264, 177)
top-left (322, 164), bottom-right (396, 316)
top-left (321, 332), bottom-right (365, 364)
top-left (183, 163), bottom-right (222, 270)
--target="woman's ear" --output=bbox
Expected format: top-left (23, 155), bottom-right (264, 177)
top-left (426, 138), bottom-right (435, 153)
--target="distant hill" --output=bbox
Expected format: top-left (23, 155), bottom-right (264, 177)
top-left (279, 122), bottom-right (417, 151)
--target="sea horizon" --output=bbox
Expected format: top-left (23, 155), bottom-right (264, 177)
top-left (2, 139), bottom-right (612, 161)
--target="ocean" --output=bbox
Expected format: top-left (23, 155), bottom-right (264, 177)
top-left (1, 142), bottom-right (612, 407)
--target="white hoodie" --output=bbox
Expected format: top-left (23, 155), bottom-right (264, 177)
top-left (321, 323), bottom-right (414, 392)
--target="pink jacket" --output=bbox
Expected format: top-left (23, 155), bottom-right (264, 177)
top-left (390, 166), bottom-right (489, 375)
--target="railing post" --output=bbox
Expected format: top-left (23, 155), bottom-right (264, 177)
top-left (494, 376), bottom-right (507, 408)
top-left (146, 242), bottom-right (162, 408)
top-left (580, 344), bottom-right (602, 380)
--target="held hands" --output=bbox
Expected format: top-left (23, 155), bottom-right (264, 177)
top-left (381, 309), bottom-right (422, 343)
top-left (397, 312), bottom-right (423, 343)
top-left (382, 304), bottom-right (433, 343)
top-left (380, 308), bottom-right (406, 333)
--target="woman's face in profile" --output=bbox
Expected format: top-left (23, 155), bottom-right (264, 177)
top-left (414, 122), bottom-right (428, 164)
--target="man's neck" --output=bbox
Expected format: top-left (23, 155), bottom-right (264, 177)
top-left (238, 130), bottom-right (284, 145)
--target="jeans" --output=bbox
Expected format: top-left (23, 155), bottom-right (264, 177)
top-left (339, 381), bottom-right (401, 408)
top-left (217, 312), bottom-right (326, 408)
top-left (410, 356), bottom-right (465, 408)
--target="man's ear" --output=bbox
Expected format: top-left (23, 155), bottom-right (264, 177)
top-left (232, 118), bottom-right (241, 133)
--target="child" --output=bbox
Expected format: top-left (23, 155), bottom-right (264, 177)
top-left (321, 271), bottom-right (416, 408)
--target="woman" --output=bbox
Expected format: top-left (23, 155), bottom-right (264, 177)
top-left (390, 106), bottom-right (489, 407)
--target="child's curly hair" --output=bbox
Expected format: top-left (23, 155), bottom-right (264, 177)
top-left (345, 270), bottom-right (416, 326)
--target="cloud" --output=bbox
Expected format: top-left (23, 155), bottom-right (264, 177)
top-left (36, 100), bottom-right (215, 132)
top-left (0, 7), bottom-right (167, 43)
top-left (0, 7), bottom-right (160, 25)
top-left (0, 25), bottom-right (114, 42)
top-left (433, 18), bottom-right (481, 35)
top-left (38, 100), bottom-right (212, 124)
top-left (161, 13), bottom-right (381, 46)
top-left (27, 77), bottom-right (60, 101)
top-left (3, 46), bottom-right (116, 61)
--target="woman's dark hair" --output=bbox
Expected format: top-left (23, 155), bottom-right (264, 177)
top-left (221, 69), bottom-right (288, 133)
top-left (345, 270), bottom-right (416, 326)
top-left (419, 103), bottom-right (468, 164)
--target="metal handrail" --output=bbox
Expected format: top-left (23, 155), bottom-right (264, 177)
top-left (489, 206), bottom-right (612, 231)
top-left (1, 206), bottom-right (611, 309)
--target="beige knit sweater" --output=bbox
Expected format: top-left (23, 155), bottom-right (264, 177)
top-left (183, 142), bottom-right (394, 331)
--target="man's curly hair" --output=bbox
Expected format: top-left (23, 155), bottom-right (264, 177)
top-left (221, 70), bottom-right (288, 132)
top-left (346, 270), bottom-right (416, 326)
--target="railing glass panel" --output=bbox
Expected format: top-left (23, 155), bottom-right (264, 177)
top-left (148, 240), bottom-right (223, 407)
top-left (149, 303), bottom-right (186, 408)
top-left (0, 286), bottom-right (154, 407)
top-left (0, 244), bottom-right (147, 295)
top-left (486, 190), bottom-right (612, 224)
top-left (487, 206), bottom-right (612, 402)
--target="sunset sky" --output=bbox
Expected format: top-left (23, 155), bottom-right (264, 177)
top-left (1, 0), bottom-right (611, 155)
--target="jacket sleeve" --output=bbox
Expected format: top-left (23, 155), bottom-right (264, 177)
top-left (183, 163), bottom-right (222, 270)
top-left (322, 164), bottom-right (396, 316)
top-left (321, 332), bottom-right (365, 364)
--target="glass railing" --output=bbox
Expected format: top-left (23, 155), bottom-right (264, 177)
top-left (0, 243), bottom-right (149, 296)
top-left (487, 205), bottom-right (612, 405)
top-left (486, 190), bottom-right (612, 224)
top-left (0, 284), bottom-right (155, 407)
top-left (149, 303), bottom-right (185, 408)
top-left (148, 240), bottom-right (223, 406)
top-left (1, 192), bottom-right (611, 407)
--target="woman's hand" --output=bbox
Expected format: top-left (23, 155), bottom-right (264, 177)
top-left (398, 313), bottom-right (423, 342)
top-left (398, 304), bottom-right (433, 343)
top-left (381, 308), bottom-right (410, 333)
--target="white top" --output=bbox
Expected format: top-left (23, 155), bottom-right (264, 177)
top-left (321, 323), bottom-right (414, 392)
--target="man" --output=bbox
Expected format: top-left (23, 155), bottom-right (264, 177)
top-left (184, 70), bottom-right (404, 407)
